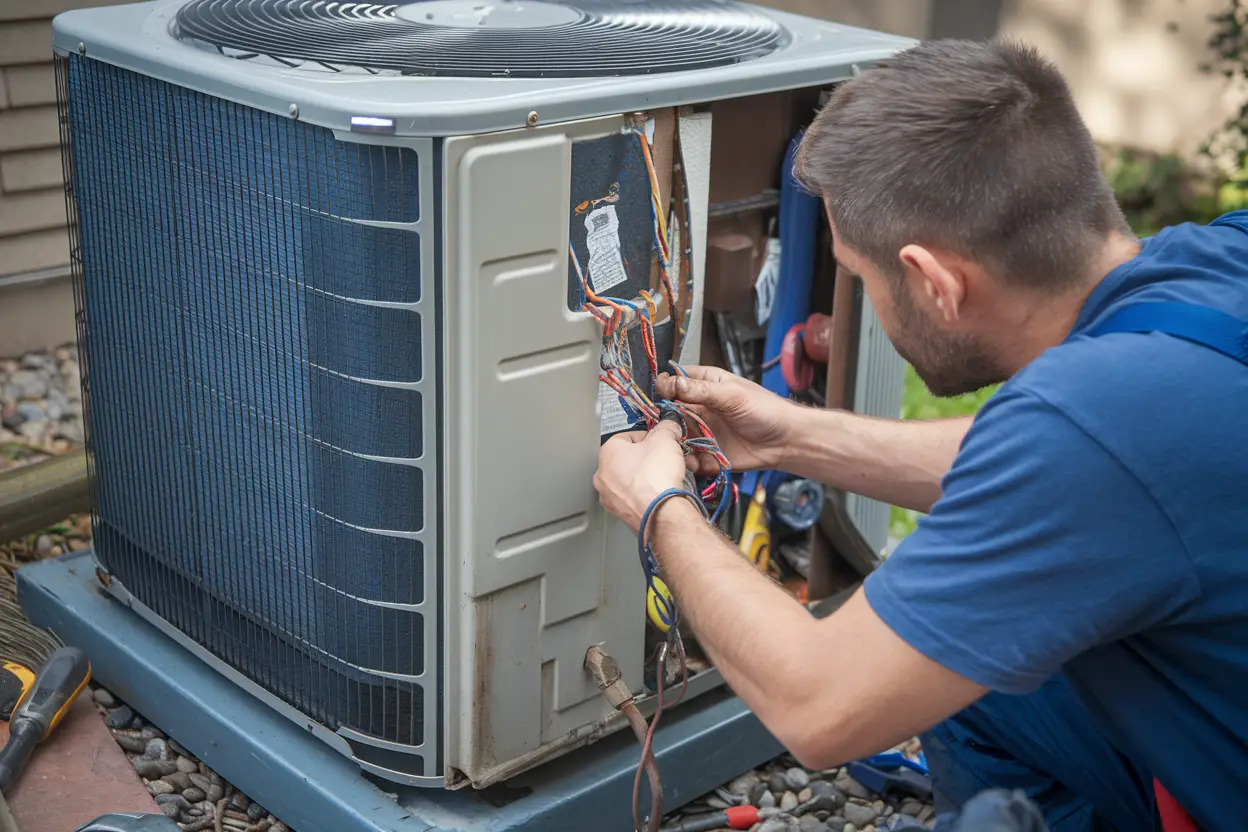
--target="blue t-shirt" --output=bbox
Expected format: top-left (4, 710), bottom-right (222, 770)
top-left (864, 210), bottom-right (1248, 827)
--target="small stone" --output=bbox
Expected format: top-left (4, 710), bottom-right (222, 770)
top-left (187, 773), bottom-right (212, 793)
top-left (861, 827), bottom-right (876, 832)
top-left (843, 825), bottom-right (856, 832)
top-left (111, 730), bottom-right (148, 754)
top-left (133, 759), bottom-right (177, 779)
top-left (222, 820), bottom-right (250, 831)
top-left (155, 794), bottom-right (190, 811)
top-left (229, 794), bottom-right (250, 811)
top-left (759, 819), bottom-right (797, 832)
top-left (798, 781), bottom-right (846, 814)
top-left (873, 801), bottom-right (885, 812)
top-left (183, 787), bottom-right (206, 803)
top-left (9, 370), bottom-right (48, 400)
top-left (798, 788), bottom-right (813, 804)
top-left (917, 806), bottom-right (934, 823)
top-left (246, 803), bottom-right (266, 821)
top-left (164, 772), bottom-right (192, 791)
top-left (836, 773), bottom-right (873, 801)
top-left (92, 688), bottom-right (116, 708)
top-left (708, 795), bottom-right (733, 810)
top-left (209, 771), bottom-right (223, 786)
top-left (168, 738), bottom-right (191, 758)
top-left (785, 767), bottom-right (811, 791)
top-left (144, 738), bottom-right (169, 760)
top-left (759, 791), bottom-right (777, 809)
top-left (20, 352), bottom-right (54, 372)
top-left (186, 808), bottom-right (204, 818)
top-left (157, 803), bottom-right (180, 820)
top-left (799, 818), bottom-right (827, 832)
top-left (900, 800), bottom-right (922, 817)
top-left (768, 773), bottom-right (789, 794)
top-left (0, 404), bottom-right (22, 430)
top-left (780, 791), bottom-right (799, 811)
top-left (824, 821), bottom-right (846, 832)
top-left (270, 825), bottom-right (288, 832)
top-left (206, 784), bottom-right (224, 803)
top-left (105, 705), bottom-right (134, 729)
top-left (729, 772), bottom-right (761, 797)
top-left (176, 756), bottom-right (199, 774)
top-left (140, 724), bottom-right (166, 740)
top-left (147, 780), bottom-right (175, 796)
top-left (843, 803), bottom-right (879, 828)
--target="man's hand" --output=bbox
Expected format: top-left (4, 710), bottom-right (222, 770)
top-left (594, 420), bottom-right (689, 533)
top-left (655, 366), bottom-right (801, 478)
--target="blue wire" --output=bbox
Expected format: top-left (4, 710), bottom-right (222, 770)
top-left (638, 488), bottom-right (707, 628)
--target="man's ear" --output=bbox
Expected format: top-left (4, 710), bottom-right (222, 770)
top-left (899, 244), bottom-right (965, 323)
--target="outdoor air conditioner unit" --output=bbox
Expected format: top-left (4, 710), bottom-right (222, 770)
top-left (52, 0), bottom-right (909, 791)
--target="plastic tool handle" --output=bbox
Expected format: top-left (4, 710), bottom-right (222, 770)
top-left (661, 806), bottom-right (759, 832)
top-left (0, 662), bottom-right (35, 721)
top-left (0, 646), bottom-right (91, 793)
top-left (12, 646), bottom-right (91, 736)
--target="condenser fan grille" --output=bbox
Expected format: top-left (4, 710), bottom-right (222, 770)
top-left (172, 0), bottom-right (792, 78)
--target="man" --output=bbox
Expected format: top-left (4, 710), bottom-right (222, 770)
top-left (593, 38), bottom-right (1248, 832)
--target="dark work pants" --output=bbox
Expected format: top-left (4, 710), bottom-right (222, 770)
top-left (920, 674), bottom-right (1158, 832)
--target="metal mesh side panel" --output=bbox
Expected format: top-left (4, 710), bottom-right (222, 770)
top-left (57, 53), bottom-right (431, 750)
top-left (847, 292), bottom-right (906, 558)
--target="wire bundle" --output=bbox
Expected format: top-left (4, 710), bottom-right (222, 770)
top-left (571, 124), bottom-right (740, 832)
top-left (569, 126), bottom-right (737, 631)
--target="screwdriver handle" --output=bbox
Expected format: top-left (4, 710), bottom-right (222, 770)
top-left (12, 645), bottom-right (91, 736)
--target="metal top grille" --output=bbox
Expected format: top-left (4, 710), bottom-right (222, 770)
top-left (172, 0), bottom-right (791, 77)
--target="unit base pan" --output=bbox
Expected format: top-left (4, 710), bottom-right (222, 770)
top-left (18, 551), bottom-right (783, 832)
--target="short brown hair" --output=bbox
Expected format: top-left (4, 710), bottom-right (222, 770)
top-left (794, 39), bottom-right (1130, 289)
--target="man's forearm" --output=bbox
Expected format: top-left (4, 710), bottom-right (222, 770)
top-left (778, 408), bottom-right (972, 513)
top-left (650, 499), bottom-right (823, 734)
top-left (648, 496), bottom-right (988, 769)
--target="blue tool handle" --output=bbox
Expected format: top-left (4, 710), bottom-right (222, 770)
top-left (845, 759), bottom-right (933, 801)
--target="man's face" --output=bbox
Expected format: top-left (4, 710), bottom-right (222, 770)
top-left (832, 237), bottom-right (1006, 398)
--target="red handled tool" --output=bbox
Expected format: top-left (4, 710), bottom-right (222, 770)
top-left (660, 805), bottom-right (759, 831)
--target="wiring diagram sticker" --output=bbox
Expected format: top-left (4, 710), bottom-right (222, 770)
top-left (584, 204), bottom-right (630, 293)
top-left (598, 376), bottom-right (640, 437)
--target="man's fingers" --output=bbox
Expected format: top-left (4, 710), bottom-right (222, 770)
top-left (647, 419), bottom-right (684, 444)
top-left (659, 375), bottom-right (739, 411)
top-left (676, 365), bottom-right (731, 383)
top-left (655, 365), bottom-right (732, 401)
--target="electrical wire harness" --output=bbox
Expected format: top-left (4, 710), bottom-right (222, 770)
top-left (574, 120), bottom-right (739, 832)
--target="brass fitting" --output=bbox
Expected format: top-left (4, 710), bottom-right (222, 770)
top-left (584, 644), bottom-right (635, 710)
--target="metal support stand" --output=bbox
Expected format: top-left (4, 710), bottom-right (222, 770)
top-left (18, 553), bottom-right (783, 832)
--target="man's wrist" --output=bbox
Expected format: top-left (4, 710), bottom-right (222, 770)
top-left (649, 492), bottom-right (705, 539)
top-left (774, 403), bottom-right (838, 473)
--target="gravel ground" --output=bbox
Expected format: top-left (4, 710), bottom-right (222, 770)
top-left (668, 743), bottom-right (934, 832)
top-left (0, 344), bottom-right (84, 459)
top-left (88, 684), bottom-right (292, 832)
top-left (2, 347), bottom-right (934, 832)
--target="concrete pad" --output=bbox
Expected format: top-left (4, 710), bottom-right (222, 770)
top-left (1, 694), bottom-right (157, 832)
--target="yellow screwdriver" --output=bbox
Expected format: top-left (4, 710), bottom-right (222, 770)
top-left (0, 646), bottom-right (91, 794)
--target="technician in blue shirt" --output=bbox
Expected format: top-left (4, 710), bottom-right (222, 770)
top-left (593, 38), bottom-right (1247, 832)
